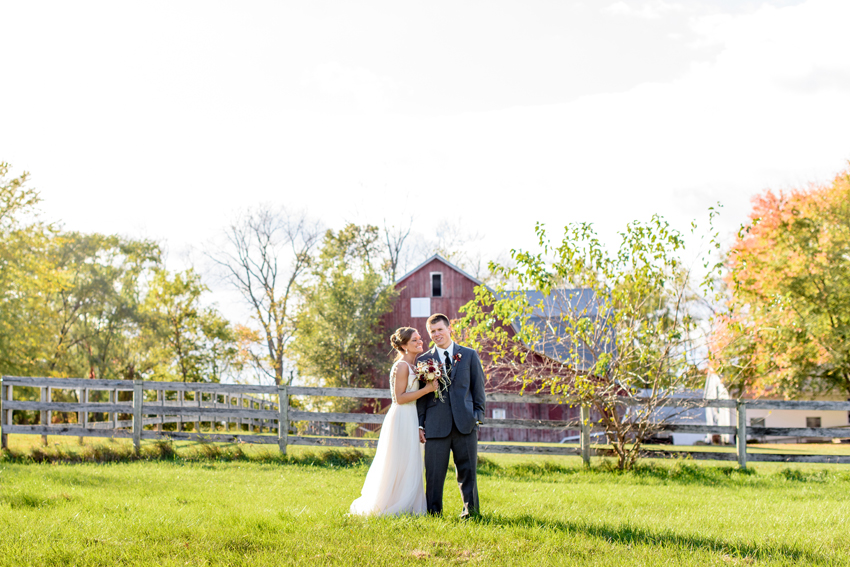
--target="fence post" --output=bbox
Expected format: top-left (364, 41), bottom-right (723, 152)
top-left (41, 385), bottom-right (48, 446)
top-left (0, 379), bottom-right (7, 450)
top-left (77, 388), bottom-right (84, 445)
top-left (195, 391), bottom-right (201, 433)
top-left (223, 393), bottom-right (229, 432)
top-left (46, 386), bottom-right (53, 439)
top-left (133, 379), bottom-right (143, 455)
top-left (580, 403), bottom-right (591, 466)
top-left (110, 389), bottom-right (117, 431)
top-left (178, 390), bottom-right (184, 432)
top-left (277, 384), bottom-right (289, 455)
top-left (155, 389), bottom-right (163, 432)
top-left (736, 400), bottom-right (747, 470)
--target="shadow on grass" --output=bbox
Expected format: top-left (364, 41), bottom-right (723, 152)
top-left (476, 455), bottom-right (751, 483)
top-left (473, 513), bottom-right (825, 564)
top-left (4, 444), bottom-right (849, 487)
top-left (0, 442), bottom-right (371, 469)
top-left (0, 491), bottom-right (72, 510)
top-left (476, 455), bottom-right (850, 486)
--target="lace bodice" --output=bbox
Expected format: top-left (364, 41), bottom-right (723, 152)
top-left (389, 361), bottom-right (419, 404)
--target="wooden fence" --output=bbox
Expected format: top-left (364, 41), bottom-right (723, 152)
top-left (2, 376), bottom-right (849, 468)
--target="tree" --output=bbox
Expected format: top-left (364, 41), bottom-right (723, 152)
top-left (210, 207), bottom-right (322, 385)
top-left (420, 220), bottom-right (491, 279)
top-left (0, 162), bottom-right (239, 387)
top-left (292, 224), bottom-right (398, 410)
top-left (381, 217), bottom-right (412, 283)
top-left (457, 215), bottom-right (719, 470)
top-left (0, 163), bottom-right (40, 229)
top-left (42, 232), bottom-right (162, 380)
top-left (0, 162), bottom-right (56, 376)
top-left (142, 269), bottom-right (240, 383)
top-left (711, 168), bottom-right (850, 399)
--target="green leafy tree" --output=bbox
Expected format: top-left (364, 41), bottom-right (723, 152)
top-left (457, 215), bottom-right (720, 470)
top-left (0, 161), bottom-right (240, 400)
top-left (0, 163), bottom-right (56, 376)
top-left (143, 268), bottom-right (240, 383)
top-left (293, 224), bottom-right (398, 410)
top-left (42, 232), bottom-right (162, 380)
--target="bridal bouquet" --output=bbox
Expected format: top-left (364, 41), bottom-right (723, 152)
top-left (415, 359), bottom-right (451, 401)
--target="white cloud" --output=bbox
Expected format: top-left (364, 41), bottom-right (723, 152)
top-left (605, 0), bottom-right (683, 20)
top-left (1, 0), bottom-right (848, 291)
top-left (301, 61), bottom-right (398, 113)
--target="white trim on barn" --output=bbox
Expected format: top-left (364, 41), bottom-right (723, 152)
top-left (410, 298), bottom-right (431, 318)
top-left (396, 254), bottom-right (484, 287)
top-left (430, 271), bottom-right (443, 297)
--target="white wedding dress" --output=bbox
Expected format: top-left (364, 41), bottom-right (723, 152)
top-left (349, 361), bottom-right (427, 516)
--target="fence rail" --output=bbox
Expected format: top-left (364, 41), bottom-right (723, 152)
top-left (2, 375), bottom-right (849, 467)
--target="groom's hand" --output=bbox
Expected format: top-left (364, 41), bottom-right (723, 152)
top-left (419, 429), bottom-right (426, 444)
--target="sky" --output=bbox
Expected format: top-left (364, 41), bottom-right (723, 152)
top-left (2, 0), bottom-right (850, 299)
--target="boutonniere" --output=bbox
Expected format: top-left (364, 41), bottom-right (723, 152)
top-left (453, 352), bottom-right (462, 362)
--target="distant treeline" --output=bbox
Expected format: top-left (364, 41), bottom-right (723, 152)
top-left (0, 162), bottom-right (484, 398)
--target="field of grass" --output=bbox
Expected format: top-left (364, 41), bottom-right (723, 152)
top-left (2, 434), bottom-right (850, 566)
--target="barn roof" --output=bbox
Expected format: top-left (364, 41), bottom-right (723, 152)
top-left (395, 253), bottom-right (484, 286)
top-left (500, 288), bottom-right (616, 371)
top-left (505, 288), bottom-right (600, 318)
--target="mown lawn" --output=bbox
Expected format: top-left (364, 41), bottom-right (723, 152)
top-left (1, 435), bottom-right (849, 566)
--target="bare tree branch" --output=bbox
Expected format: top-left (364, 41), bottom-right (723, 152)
top-left (207, 206), bottom-right (322, 385)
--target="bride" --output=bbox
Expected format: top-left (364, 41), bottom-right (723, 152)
top-left (349, 327), bottom-right (439, 516)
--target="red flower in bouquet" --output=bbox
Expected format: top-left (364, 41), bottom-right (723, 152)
top-left (415, 359), bottom-right (452, 401)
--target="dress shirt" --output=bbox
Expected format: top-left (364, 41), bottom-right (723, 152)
top-left (436, 342), bottom-right (455, 368)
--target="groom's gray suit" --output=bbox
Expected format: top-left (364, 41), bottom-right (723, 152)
top-left (416, 343), bottom-right (486, 516)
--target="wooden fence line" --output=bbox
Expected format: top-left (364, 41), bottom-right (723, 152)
top-left (2, 376), bottom-right (849, 467)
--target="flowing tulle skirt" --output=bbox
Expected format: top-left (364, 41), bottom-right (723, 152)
top-left (349, 401), bottom-right (426, 516)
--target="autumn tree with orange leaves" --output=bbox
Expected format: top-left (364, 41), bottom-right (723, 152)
top-left (711, 167), bottom-right (850, 399)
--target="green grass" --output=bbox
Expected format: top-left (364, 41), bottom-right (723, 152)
top-left (1, 435), bottom-right (850, 566)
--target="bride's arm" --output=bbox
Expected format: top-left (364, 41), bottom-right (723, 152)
top-left (394, 363), bottom-right (438, 405)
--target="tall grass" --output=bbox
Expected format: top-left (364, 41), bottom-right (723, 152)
top-left (5, 441), bottom-right (850, 486)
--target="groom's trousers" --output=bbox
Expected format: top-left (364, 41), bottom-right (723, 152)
top-left (424, 423), bottom-right (479, 517)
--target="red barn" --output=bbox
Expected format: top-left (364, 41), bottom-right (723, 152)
top-left (380, 253), bottom-right (579, 443)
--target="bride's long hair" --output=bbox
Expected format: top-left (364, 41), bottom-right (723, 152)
top-left (390, 327), bottom-right (417, 362)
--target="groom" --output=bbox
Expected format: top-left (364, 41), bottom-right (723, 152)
top-left (416, 313), bottom-right (486, 517)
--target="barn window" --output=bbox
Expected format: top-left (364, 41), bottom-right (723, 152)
top-left (750, 417), bottom-right (765, 428)
top-left (492, 408), bottom-right (506, 420)
top-left (411, 298), bottom-right (431, 318)
top-left (429, 272), bottom-right (442, 297)
top-left (806, 417), bottom-right (821, 428)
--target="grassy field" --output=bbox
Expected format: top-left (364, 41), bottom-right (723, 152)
top-left (1, 435), bottom-right (850, 566)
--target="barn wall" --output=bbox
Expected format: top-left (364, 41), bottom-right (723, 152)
top-left (386, 258), bottom-right (480, 334)
top-left (478, 403), bottom-right (579, 443)
top-left (377, 258), bottom-right (479, 390)
top-left (370, 256), bottom-right (570, 442)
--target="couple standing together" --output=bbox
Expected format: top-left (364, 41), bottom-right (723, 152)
top-left (349, 313), bottom-right (486, 518)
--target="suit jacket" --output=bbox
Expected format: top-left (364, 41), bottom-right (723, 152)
top-left (416, 343), bottom-right (486, 438)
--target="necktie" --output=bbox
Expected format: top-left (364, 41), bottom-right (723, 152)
top-left (444, 350), bottom-right (452, 375)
